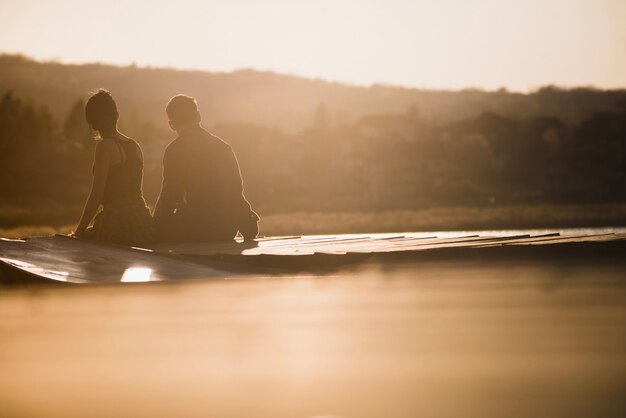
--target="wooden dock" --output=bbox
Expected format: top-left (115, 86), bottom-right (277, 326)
top-left (1, 231), bottom-right (625, 284)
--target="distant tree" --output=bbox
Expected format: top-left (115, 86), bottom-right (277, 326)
top-left (406, 103), bottom-right (419, 121)
top-left (0, 91), bottom-right (61, 198)
top-left (63, 99), bottom-right (92, 149)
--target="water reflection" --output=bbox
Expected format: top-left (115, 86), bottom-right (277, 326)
top-left (120, 267), bottom-right (153, 283)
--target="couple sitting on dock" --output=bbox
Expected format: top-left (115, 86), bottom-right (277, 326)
top-left (73, 90), bottom-right (259, 246)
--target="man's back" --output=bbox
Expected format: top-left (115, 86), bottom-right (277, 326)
top-left (155, 125), bottom-right (258, 242)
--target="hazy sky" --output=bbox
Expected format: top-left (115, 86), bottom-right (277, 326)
top-left (1, 0), bottom-right (625, 91)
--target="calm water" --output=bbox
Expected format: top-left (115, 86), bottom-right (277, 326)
top-left (1, 253), bottom-right (625, 417)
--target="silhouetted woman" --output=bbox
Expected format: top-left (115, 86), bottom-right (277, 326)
top-left (73, 89), bottom-right (154, 246)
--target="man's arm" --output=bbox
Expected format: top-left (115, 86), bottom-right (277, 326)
top-left (239, 209), bottom-right (260, 241)
top-left (153, 145), bottom-right (184, 222)
top-left (225, 146), bottom-right (259, 240)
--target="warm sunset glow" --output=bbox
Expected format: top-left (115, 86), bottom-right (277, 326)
top-left (1, 0), bottom-right (624, 91)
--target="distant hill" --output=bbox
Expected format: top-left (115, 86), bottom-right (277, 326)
top-left (1, 54), bottom-right (625, 133)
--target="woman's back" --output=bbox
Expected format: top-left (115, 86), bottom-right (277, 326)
top-left (101, 136), bottom-right (145, 207)
top-left (85, 135), bottom-right (154, 246)
top-left (75, 89), bottom-right (154, 247)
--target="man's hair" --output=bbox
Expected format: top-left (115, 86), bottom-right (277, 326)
top-left (85, 89), bottom-right (118, 132)
top-left (166, 95), bottom-right (199, 126)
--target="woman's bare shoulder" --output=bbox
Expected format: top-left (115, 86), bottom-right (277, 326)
top-left (93, 138), bottom-right (121, 163)
top-left (95, 137), bottom-right (117, 151)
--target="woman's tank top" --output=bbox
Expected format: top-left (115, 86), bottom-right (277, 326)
top-left (101, 136), bottom-right (145, 207)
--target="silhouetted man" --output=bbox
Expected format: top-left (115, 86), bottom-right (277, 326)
top-left (154, 95), bottom-right (259, 242)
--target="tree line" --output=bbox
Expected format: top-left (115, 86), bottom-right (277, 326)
top-left (1, 90), bottom-right (624, 229)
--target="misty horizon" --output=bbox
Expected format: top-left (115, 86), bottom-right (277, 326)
top-left (2, 0), bottom-right (625, 92)
top-left (2, 52), bottom-right (624, 95)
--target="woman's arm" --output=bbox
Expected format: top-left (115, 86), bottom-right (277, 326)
top-left (74, 141), bottom-right (113, 237)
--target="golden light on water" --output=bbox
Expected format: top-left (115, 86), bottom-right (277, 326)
top-left (1, 263), bottom-right (625, 417)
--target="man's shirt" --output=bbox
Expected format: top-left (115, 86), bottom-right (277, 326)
top-left (154, 125), bottom-right (258, 241)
